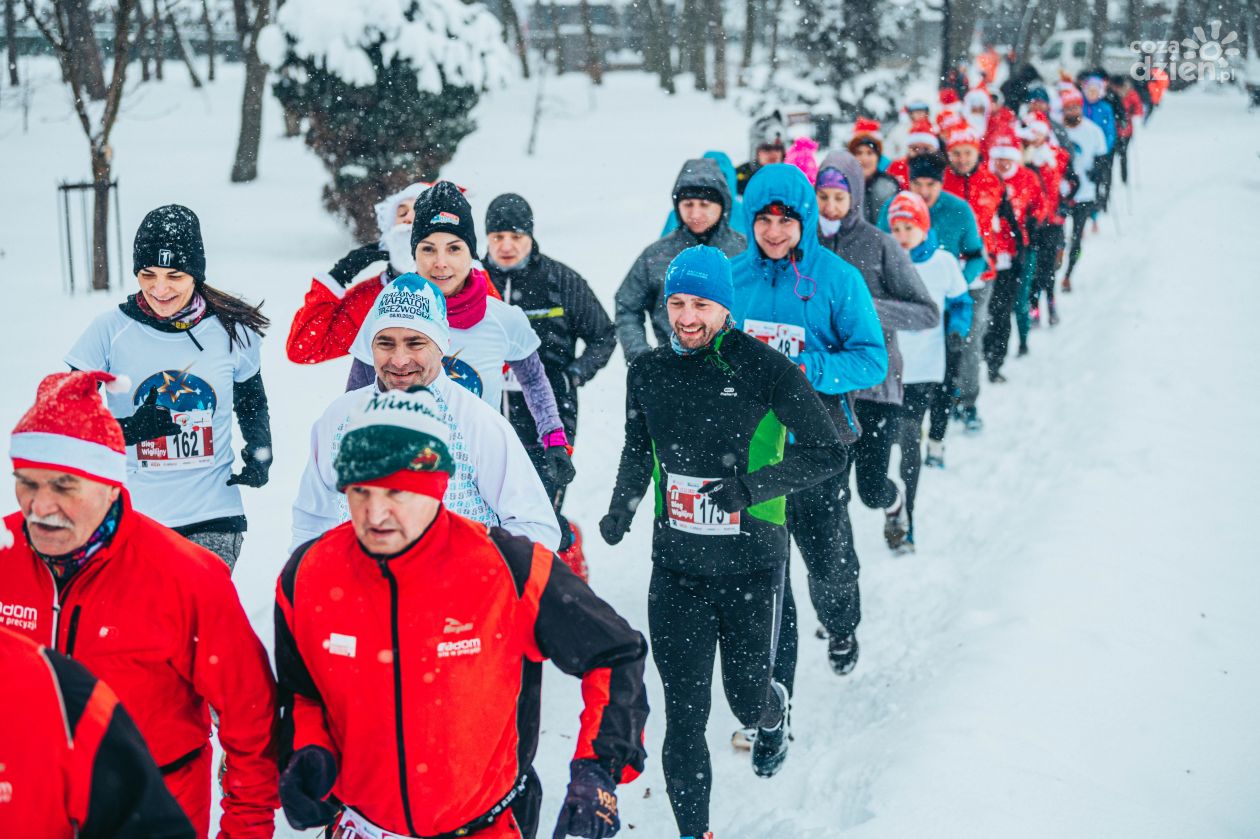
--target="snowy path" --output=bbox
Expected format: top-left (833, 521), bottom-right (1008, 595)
top-left (1, 62), bottom-right (1256, 837)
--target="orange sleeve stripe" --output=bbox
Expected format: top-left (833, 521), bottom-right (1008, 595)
top-left (573, 667), bottom-right (611, 764)
top-left (520, 544), bottom-right (553, 662)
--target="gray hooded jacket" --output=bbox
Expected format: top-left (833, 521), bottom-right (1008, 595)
top-left (817, 150), bottom-right (939, 405)
top-left (615, 158), bottom-right (747, 362)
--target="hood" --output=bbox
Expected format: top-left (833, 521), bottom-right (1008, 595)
top-left (817, 150), bottom-right (866, 234)
top-left (374, 182), bottom-right (429, 241)
top-left (702, 151), bottom-right (739, 203)
top-left (673, 157), bottom-right (733, 216)
top-left (741, 163), bottom-right (821, 260)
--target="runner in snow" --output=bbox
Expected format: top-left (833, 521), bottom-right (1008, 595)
top-left (730, 163), bottom-right (887, 683)
top-left (599, 245), bottom-right (845, 836)
top-left (943, 126), bottom-right (1004, 432)
top-left (885, 191), bottom-right (972, 549)
top-left (815, 150), bottom-right (939, 551)
top-left (483, 192), bottom-right (616, 577)
top-left (276, 386), bottom-right (648, 839)
top-left (1080, 72), bottom-right (1118, 213)
top-left (662, 151), bottom-right (751, 238)
top-left (615, 157), bottom-right (746, 363)
top-left (1060, 85), bottom-right (1109, 293)
top-left (848, 118), bottom-right (900, 223)
top-left (0, 626), bottom-right (195, 838)
top-left (876, 152), bottom-right (988, 467)
top-left (285, 183), bottom-right (574, 496)
top-left (290, 273), bottom-right (561, 551)
top-left (1019, 113), bottom-right (1074, 329)
top-left (64, 205), bottom-right (272, 569)
top-left (885, 118), bottom-right (943, 188)
top-left (735, 110), bottom-right (787, 196)
top-left (1110, 74), bottom-right (1144, 188)
top-left (982, 131), bottom-right (1045, 378)
top-left (3, 370), bottom-right (278, 838)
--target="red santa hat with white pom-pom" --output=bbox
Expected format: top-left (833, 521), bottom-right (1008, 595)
top-left (10, 370), bottom-right (130, 487)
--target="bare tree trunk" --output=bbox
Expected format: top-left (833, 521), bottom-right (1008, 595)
top-left (547, 2), bottom-right (565, 73)
top-left (710, 0), bottom-right (727, 99)
top-left (497, 0), bottom-right (530, 78)
top-left (943, 0), bottom-right (981, 82)
top-left (202, 0), bottom-right (215, 81)
top-left (768, 0), bottom-right (784, 71)
top-left (90, 147), bottom-right (112, 290)
top-left (231, 0), bottom-right (270, 182)
top-left (686, 0), bottom-right (707, 90)
top-left (137, 3), bottom-right (151, 82)
top-left (65, 0), bottom-right (108, 99)
top-left (166, 3), bottom-right (203, 87)
top-left (740, 0), bottom-right (756, 80)
top-left (153, 0), bottom-right (165, 80)
top-left (644, 0), bottom-right (676, 94)
top-left (1064, 0), bottom-right (1086, 31)
top-left (578, 0), bottom-right (603, 84)
top-left (5, 0), bottom-right (18, 86)
top-left (1087, 0), bottom-right (1107, 66)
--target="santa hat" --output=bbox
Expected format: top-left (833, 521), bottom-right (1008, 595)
top-left (334, 386), bottom-right (454, 500)
top-left (11, 371), bottom-right (130, 488)
top-left (850, 117), bottom-right (884, 142)
top-left (945, 127), bottom-right (981, 151)
top-left (906, 119), bottom-right (939, 150)
top-left (988, 132), bottom-right (1023, 162)
top-left (964, 88), bottom-right (992, 113)
top-left (936, 110), bottom-right (965, 134)
top-left (1017, 113), bottom-right (1053, 143)
top-left (1059, 85), bottom-right (1084, 108)
top-left (887, 191), bottom-right (931, 233)
top-left (374, 182), bottom-right (432, 239)
top-left (938, 88), bottom-right (960, 106)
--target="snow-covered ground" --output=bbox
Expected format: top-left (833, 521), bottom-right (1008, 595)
top-left (1, 60), bottom-right (1257, 837)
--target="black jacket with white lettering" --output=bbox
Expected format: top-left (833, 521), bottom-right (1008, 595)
top-left (609, 328), bottom-right (845, 576)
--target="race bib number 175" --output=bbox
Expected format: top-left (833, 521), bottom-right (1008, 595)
top-left (666, 473), bottom-right (741, 536)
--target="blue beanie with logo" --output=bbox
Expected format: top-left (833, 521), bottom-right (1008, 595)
top-left (664, 245), bottom-right (733, 311)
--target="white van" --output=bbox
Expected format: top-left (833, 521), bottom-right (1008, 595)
top-left (1033, 29), bottom-right (1134, 81)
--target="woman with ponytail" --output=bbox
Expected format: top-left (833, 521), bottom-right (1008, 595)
top-left (64, 205), bottom-right (272, 569)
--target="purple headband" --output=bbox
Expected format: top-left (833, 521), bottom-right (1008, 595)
top-left (816, 168), bottom-right (850, 192)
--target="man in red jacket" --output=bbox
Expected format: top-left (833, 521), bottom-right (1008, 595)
top-left (275, 385), bottom-right (648, 839)
top-left (942, 126), bottom-right (1003, 432)
top-left (0, 626), bottom-right (195, 838)
top-left (2, 370), bottom-right (279, 839)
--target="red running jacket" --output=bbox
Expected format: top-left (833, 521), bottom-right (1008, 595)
top-left (990, 165), bottom-right (1046, 258)
top-left (943, 164), bottom-right (1004, 279)
top-left (0, 497), bottom-right (279, 838)
top-left (0, 626), bottom-right (195, 838)
top-left (286, 270), bottom-right (502, 365)
top-left (275, 509), bottom-right (648, 838)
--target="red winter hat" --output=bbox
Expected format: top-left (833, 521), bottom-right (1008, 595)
top-left (946, 127), bottom-right (981, 150)
top-left (11, 371), bottom-right (129, 487)
top-left (1059, 85), bottom-right (1084, 108)
top-left (988, 132), bottom-right (1023, 162)
top-left (907, 119), bottom-right (939, 149)
top-left (936, 110), bottom-right (964, 134)
top-left (887, 191), bottom-right (931, 233)
top-left (938, 88), bottom-right (960, 105)
top-left (851, 117), bottom-right (884, 142)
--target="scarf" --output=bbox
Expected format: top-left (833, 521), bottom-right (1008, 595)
top-left (445, 268), bottom-right (489, 329)
top-left (670, 316), bottom-right (735, 377)
top-left (819, 216), bottom-right (842, 238)
top-left (135, 290), bottom-right (208, 330)
top-left (28, 497), bottom-right (123, 590)
top-left (909, 229), bottom-right (941, 264)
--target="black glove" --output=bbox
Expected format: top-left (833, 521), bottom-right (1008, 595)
top-left (119, 388), bottom-right (181, 446)
top-left (946, 331), bottom-right (966, 355)
top-left (279, 746), bottom-right (339, 830)
top-left (699, 477), bottom-right (751, 514)
top-left (328, 244), bottom-right (386, 287)
top-left (565, 362), bottom-right (586, 391)
top-left (599, 509), bottom-right (632, 546)
top-left (227, 444), bottom-right (272, 488)
top-left (546, 444), bottom-right (576, 487)
top-left (552, 759), bottom-right (620, 839)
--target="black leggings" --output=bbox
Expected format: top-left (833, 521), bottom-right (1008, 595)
top-left (1028, 223), bottom-right (1063, 309)
top-left (1065, 201), bottom-right (1096, 280)
top-left (983, 262), bottom-right (1023, 373)
top-left (896, 383), bottom-right (941, 535)
top-left (852, 399), bottom-right (901, 510)
top-left (649, 565), bottom-right (786, 837)
top-left (773, 467), bottom-right (860, 695)
top-left (1115, 135), bottom-right (1131, 185)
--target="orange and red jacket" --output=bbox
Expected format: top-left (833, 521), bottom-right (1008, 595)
top-left (0, 626), bottom-right (195, 838)
top-left (275, 509), bottom-right (648, 838)
top-left (943, 164), bottom-right (1004, 279)
top-left (1033, 146), bottom-right (1072, 224)
top-left (1119, 90), bottom-right (1145, 138)
top-left (0, 497), bottom-right (279, 838)
top-left (990, 165), bottom-right (1045, 257)
top-left (286, 269), bottom-right (502, 365)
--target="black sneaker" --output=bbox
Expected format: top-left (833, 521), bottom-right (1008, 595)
top-left (1017, 342), bottom-right (1029, 357)
top-left (752, 681), bottom-right (790, 778)
top-left (828, 632), bottom-right (860, 676)
top-left (988, 368), bottom-right (1007, 384)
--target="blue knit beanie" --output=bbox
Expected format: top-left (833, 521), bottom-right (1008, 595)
top-left (664, 245), bottom-right (733, 311)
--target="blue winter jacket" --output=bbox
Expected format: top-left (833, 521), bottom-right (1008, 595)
top-left (731, 164), bottom-right (887, 439)
top-left (1083, 99), bottom-right (1116, 152)
top-left (877, 190), bottom-right (987, 286)
top-left (660, 151), bottom-right (751, 239)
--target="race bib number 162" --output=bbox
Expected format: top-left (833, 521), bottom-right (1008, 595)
top-left (137, 410), bottom-right (214, 471)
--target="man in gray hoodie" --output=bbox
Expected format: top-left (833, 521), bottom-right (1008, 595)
top-left (615, 158), bottom-right (747, 362)
top-left (816, 151), bottom-right (939, 553)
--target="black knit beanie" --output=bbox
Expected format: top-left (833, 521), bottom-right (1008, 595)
top-left (411, 181), bottom-right (477, 255)
top-left (908, 152), bottom-right (947, 183)
top-left (485, 193), bottom-right (534, 236)
top-left (673, 185), bottom-right (725, 208)
top-left (133, 204), bottom-right (206, 284)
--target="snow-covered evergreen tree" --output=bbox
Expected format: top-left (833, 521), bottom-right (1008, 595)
top-left (260, 0), bottom-right (514, 240)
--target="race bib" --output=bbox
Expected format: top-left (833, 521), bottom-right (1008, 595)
top-left (743, 319), bottom-right (807, 358)
top-left (332, 807), bottom-right (408, 839)
top-left (136, 409), bottom-right (214, 471)
top-left (665, 473), bottom-right (741, 536)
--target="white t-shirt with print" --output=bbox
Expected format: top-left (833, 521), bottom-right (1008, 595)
top-left (65, 308), bottom-right (262, 528)
top-left (898, 249), bottom-right (969, 385)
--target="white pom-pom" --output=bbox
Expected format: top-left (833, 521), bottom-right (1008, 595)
top-left (0, 524), bottom-right (13, 550)
top-left (103, 374), bottom-right (131, 394)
